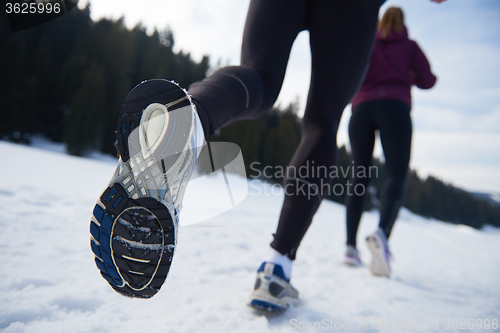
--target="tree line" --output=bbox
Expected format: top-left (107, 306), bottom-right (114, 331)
top-left (0, 4), bottom-right (209, 155)
top-left (1, 5), bottom-right (498, 229)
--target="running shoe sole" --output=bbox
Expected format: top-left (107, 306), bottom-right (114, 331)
top-left (366, 233), bottom-right (391, 277)
top-left (90, 79), bottom-right (197, 298)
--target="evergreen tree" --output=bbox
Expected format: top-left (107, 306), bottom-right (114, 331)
top-left (1, 4), bottom-right (209, 152)
top-left (65, 63), bottom-right (106, 156)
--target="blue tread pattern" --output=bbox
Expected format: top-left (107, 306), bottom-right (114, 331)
top-left (249, 299), bottom-right (285, 312)
top-left (91, 204), bottom-right (122, 286)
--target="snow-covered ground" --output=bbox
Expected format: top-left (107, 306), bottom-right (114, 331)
top-left (1, 140), bottom-right (499, 333)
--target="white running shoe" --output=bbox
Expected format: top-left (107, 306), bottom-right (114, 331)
top-left (366, 228), bottom-right (392, 278)
top-left (248, 262), bottom-right (300, 313)
top-left (90, 79), bottom-right (201, 298)
top-left (344, 245), bottom-right (363, 267)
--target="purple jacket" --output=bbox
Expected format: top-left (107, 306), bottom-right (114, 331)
top-left (351, 26), bottom-right (436, 108)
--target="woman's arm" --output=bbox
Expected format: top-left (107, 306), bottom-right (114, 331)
top-left (410, 42), bottom-right (437, 89)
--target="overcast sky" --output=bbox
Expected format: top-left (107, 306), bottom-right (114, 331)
top-left (80, 0), bottom-right (500, 194)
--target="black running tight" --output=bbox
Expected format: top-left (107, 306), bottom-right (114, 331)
top-left (345, 99), bottom-right (412, 247)
top-left (189, 0), bottom-right (382, 259)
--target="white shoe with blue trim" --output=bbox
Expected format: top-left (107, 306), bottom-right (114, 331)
top-left (248, 262), bottom-right (300, 312)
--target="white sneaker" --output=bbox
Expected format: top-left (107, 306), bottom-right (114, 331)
top-left (366, 228), bottom-right (392, 277)
top-left (344, 245), bottom-right (363, 267)
top-left (248, 262), bottom-right (300, 312)
top-left (90, 79), bottom-right (201, 298)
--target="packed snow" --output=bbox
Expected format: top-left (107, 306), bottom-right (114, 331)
top-left (1, 140), bottom-right (499, 333)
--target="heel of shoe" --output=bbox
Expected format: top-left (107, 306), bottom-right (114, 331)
top-left (90, 184), bottom-right (176, 298)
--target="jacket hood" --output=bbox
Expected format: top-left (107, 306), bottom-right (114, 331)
top-left (376, 25), bottom-right (408, 42)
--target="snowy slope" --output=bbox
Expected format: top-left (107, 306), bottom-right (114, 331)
top-left (1, 141), bottom-right (499, 333)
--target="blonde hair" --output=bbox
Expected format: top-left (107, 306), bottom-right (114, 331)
top-left (379, 7), bottom-right (405, 39)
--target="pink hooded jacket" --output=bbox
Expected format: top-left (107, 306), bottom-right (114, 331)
top-left (351, 26), bottom-right (436, 109)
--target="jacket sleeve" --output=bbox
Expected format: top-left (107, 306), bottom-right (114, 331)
top-left (410, 41), bottom-right (437, 89)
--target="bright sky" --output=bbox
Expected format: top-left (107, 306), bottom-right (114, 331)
top-left (80, 0), bottom-right (500, 194)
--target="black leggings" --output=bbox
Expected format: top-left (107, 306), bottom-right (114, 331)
top-left (345, 99), bottom-right (412, 247)
top-left (190, 0), bottom-right (381, 259)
